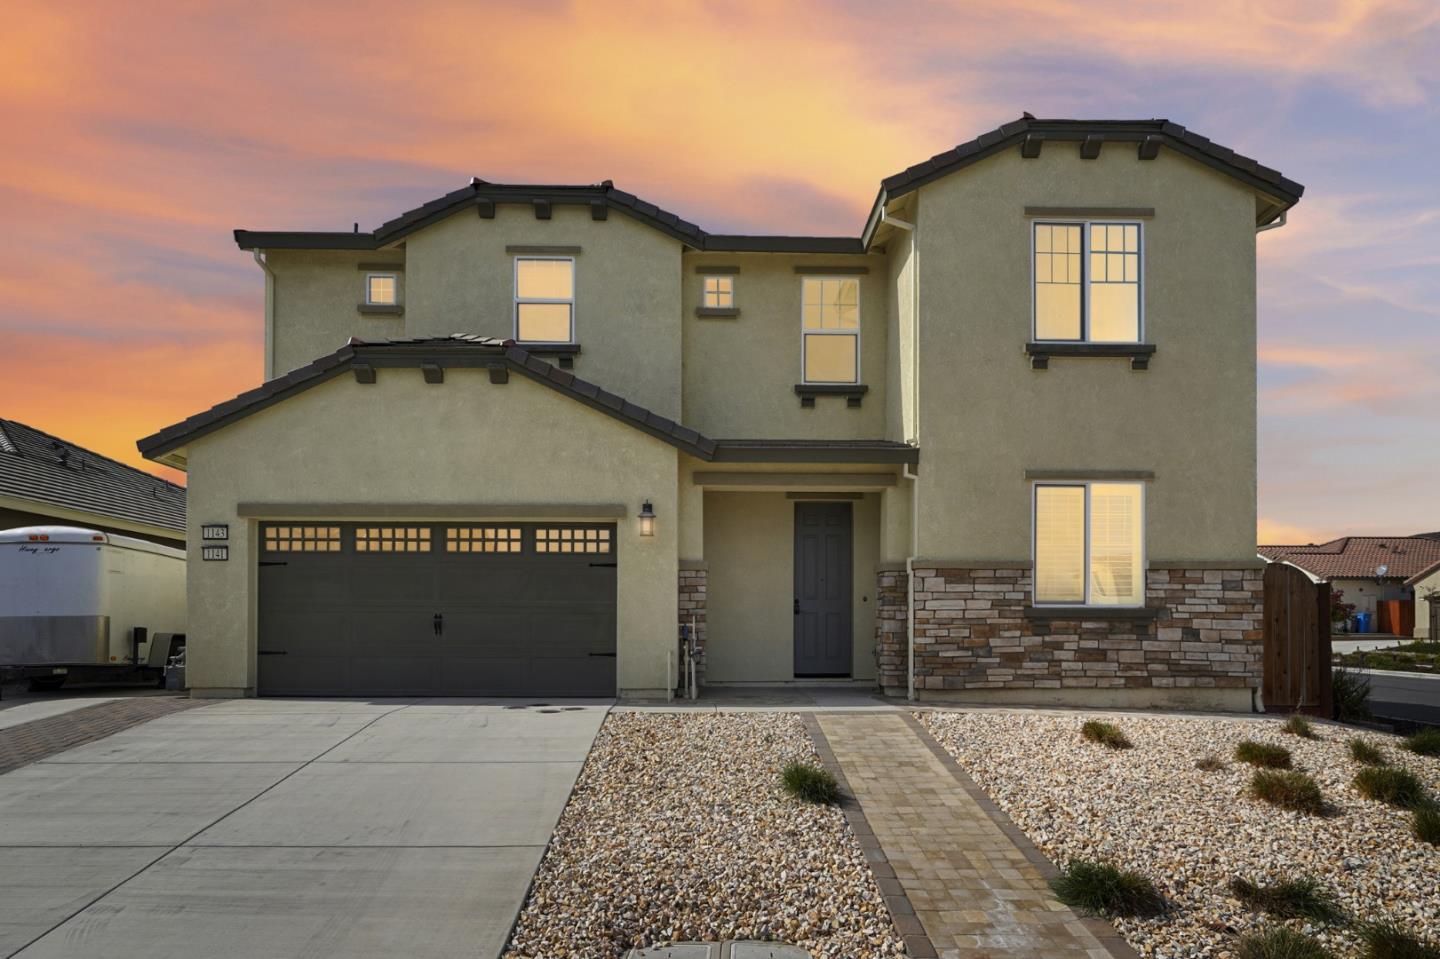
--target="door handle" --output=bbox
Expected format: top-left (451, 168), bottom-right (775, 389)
top-left (433, 613), bottom-right (444, 636)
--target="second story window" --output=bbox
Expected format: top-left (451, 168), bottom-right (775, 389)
top-left (801, 277), bottom-right (860, 384)
top-left (702, 275), bottom-right (734, 309)
top-left (366, 273), bottom-right (398, 306)
top-left (1033, 222), bottom-right (1141, 343)
top-left (514, 257), bottom-right (574, 343)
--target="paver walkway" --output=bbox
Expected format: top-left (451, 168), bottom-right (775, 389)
top-left (816, 713), bottom-right (1134, 959)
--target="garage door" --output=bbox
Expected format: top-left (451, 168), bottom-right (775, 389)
top-left (257, 522), bottom-right (616, 696)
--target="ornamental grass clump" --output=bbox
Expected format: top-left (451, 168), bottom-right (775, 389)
top-left (1236, 740), bottom-right (1293, 769)
top-left (1353, 766), bottom-right (1429, 810)
top-left (1250, 770), bottom-right (1326, 815)
top-left (1283, 715), bottom-right (1318, 739)
top-left (1235, 927), bottom-right (1336, 959)
top-left (780, 761), bottom-right (840, 805)
top-left (1080, 720), bottom-right (1132, 750)
top-left (1048, 860), bottom-right (1163, 917)
top-left (1357, 922), bottom-right (1440, 959)
top-left (1403, 728), bottom-right (1440, 758)
top-left (1349, 738), bottom-right (1388, 766)
top-left (1227, 875), bottom-right (1343, 923)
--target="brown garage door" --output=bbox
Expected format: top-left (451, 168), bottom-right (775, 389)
top-left (257, 522), bottom-right (616, 696)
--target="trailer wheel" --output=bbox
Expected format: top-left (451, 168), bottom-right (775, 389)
top-left (28, 676), bottom-right (67, 692)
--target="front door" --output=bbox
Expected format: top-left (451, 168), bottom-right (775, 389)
top-left (793, 501), bottom-right (853, 677)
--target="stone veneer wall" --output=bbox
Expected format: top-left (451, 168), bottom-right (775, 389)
top-left (678, 567), bottom-right (708, 687)
top-left (878, 566), bottom-right (1263, 697)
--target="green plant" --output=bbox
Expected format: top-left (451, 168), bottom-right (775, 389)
top-left (1236, 740), bottom-right (1293, 769)
top-left (1403, 728), bottom-right (1440, 757)
top-left (1227, 875), bottom-right (1343, 922)
top-left (1357, 921), bottom-right (1440, 959)
top-left (1047, 860), bottom-right (1163, 917)
top-left (1283, 715), bottom-right (1317, 739)
top-left (1349, 738), bottom-right (1387, 766)
top-left (1250, 770), bottom-right (1326, 814)
top-left (1353, 766), bottom-right (1429, 809)
top-left (1235, 927), bottom-right (1335, 959)
top-left (1195, 755), bottom-right (1226, 772)
top-left (1080, 720), bottom-right (1133, 750)
top-left (1413, 805), bottom-right (1440, 846)
top-left (1332, 667), bottom-right (1372, 722)
top-left (780, 761), bottom-right (840, 805)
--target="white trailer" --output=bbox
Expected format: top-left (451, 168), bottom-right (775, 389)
top-left (0, 526), bottom-right (186, 690)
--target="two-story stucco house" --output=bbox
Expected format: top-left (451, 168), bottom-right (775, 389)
top-left (138, 116), bottom-right (1303, 708)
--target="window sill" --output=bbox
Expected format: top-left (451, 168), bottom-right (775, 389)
top-left (515, 342), bottom-right (581, 369)
top-left (695, 306), bottom-right (740, 319)
top-left (357, 303), bottom-right (404, 316)
top-left (1023, 605), bottom-right (1161, 622)
top-left (794, 383), bottom-right (868, 408)
top-left (1025, 342), bottom-right (1155, 370)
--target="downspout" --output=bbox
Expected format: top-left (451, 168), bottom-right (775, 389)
top-left (252, 250), bottom-right (276, 378)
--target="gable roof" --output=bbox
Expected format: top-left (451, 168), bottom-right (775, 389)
top-left (1259, 536), bottom-right (1440, 582)
top-left (136, 337), bottom-right (918, 467)
top-left (236, 117), bottom-right (1301, 255)
top-left (0, 418), bottom-right (186, 535)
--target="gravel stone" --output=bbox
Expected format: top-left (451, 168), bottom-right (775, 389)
top-left (920, 711), bottom-right (1440, 958)
top-left (502, 712), bottom-right (904, 959)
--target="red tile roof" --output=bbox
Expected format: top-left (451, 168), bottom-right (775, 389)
top-left (1259, 536), bottom-right (1440, 582)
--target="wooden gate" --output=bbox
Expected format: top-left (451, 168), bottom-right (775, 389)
top-left (1262, 563), bottom-right (1333, 716)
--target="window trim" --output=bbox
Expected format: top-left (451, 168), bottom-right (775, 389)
top-left (365, 272), bottom-right (399, 307)
top-left (513, 256), bottom-right (576, 344)
top-left (1030, 480), bottom-right (1146, 608)
top-left (799, 275), bottom-right (861, 385)
top-left (1030, 220), bottom-right (1144, 345)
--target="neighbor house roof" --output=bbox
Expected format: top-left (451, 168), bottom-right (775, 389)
top-left (236, 117), bottom-right (1302, 255)
top-left (1259, 536), bottom-right (1440, 582)
top-left (136, 337), bottom-right (919, 468)
top-left (0, 418), bottom-right (186, 536)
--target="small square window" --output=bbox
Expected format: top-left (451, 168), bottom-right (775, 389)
top-left (702, 276), bottom-right (734, 309)
top-left (366, 274), bottom-right (398, 306)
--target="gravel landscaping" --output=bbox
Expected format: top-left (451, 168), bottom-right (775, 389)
top-left (502, 712), bottom-right (903, 959)
top-left (920, 711), bottom-right (1440, 958)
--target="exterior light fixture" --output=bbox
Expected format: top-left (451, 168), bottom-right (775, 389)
top-left (638, 500), bottom-right (656, 537)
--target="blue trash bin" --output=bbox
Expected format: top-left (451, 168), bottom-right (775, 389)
top-left (1354, 611), bottom-right (1372, 633)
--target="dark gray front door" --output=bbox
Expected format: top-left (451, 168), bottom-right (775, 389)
top-left (793, 502), bottom-right (852, 677)
top-left (257, 522), bottom-right (616, 696)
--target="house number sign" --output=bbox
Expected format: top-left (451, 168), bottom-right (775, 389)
top-left (201, 524), bottom-right (229, 541)
top-left (202, 545), bottom-right (229, 562)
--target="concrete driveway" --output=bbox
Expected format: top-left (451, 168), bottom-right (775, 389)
top-left (0, 698), bottom-right (608, 959)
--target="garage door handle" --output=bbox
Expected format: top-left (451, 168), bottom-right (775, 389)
top-left (589, 652), bottom-right (617, 658)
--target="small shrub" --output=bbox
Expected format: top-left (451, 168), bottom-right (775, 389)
top-left (780, 761), bottom-right (840, 805)
top-left (1236, 740), bottom-right (1293, 769)
top-left (1080, 720), bottom-right (1133, 750)
top-left (1227, 875), bottom-right (1343, 922)
top-left (1196, 754), bottom-right (1226, 772)
top-left (1048, 860), bottom-right (1163, 917)
top-left (1413, 805), bottom-right (1440, 846)
top-left (1333, 667), bottom-right (1372, 723)
top-left (1358, 921), bottom-right (1440, 959)
top-left (1283, 715), bottom-right (1318, 739)
top-left (1236, 927), bottom-right (1336, 959)
top-left (1250, 770), bottom-right (1326, 814)
top-left (1403, 728), bottom-right (1440, 758)
top-left (1349, 738), bottom-right (1388, 766)
top-left (1353, 766), bottom-right (1429, 809)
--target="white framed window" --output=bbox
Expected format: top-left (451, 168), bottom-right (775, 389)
top-left (366, 273), bottom-right (398, 306)
top-left (702, 275), bottom-right (735, 309)
top-left (1032, 481), bottom-right (1144, 606)
top-left (514, 257), bottom-right (575, 343)
top-left (801, 276), bottom-right (860, 384)
top-left (1032, 221), bottom-right (1142, 343)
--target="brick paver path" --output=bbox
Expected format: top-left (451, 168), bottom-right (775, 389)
top-left (817, 713), bottom-right (1136, 959)
top-left (0, 696), bottom-right (206, 774)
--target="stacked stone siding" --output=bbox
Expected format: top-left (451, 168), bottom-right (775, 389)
top-left (901, 566), bottom-right (1262, 693)
top-left (875, 569), bottom-right (909, 694)
top-left (678, 567), bottom-right (708, 686)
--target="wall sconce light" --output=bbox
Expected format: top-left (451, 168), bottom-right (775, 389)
top-left (638, 500), bottom-right (655, 537)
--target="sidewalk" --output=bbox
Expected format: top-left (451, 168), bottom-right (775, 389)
top-left (814, 712), bottom-right (1135, 959)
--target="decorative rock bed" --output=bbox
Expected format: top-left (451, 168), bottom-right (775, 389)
top-left (920, 711), bottom-right (1440, 958)
top-left (502, 712), bottom-right (903, 959)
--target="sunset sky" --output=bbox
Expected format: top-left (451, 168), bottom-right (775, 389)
top-left (2, 0), bottom-right (1437, 544)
